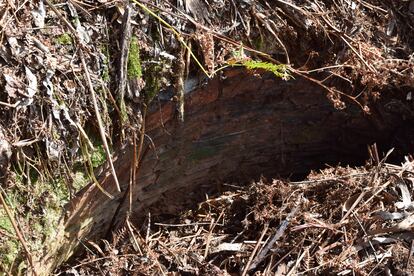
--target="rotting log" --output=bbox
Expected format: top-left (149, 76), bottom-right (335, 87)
top-left (36, 69), bottom-right (413, 274)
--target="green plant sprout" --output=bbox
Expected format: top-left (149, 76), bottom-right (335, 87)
top-left (213, 45), bottom-right (291, 79)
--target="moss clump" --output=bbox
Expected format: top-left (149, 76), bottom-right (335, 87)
top-left (144, 64), bottom-right (162, 104)
top-left (0, 210), bottom-right (14, 235)
top-left (0, 210), bottom-right (17, 267)
top-left (119, 99), bottom-right (129, 123)
top-left (101, 45), bottom-right (111, 82)
top-left (0, 167), bottom-right (73, 271)
top-left (102, 63), bottom-right (110, 82)
top-left (127, 36), bottom-right (142, 79)
top-left (90, 144), bottom-right (106, 168)
top-left (0, 239), bottom-right (19, 268)
top-left (56, 33), bottom-right (73, 45)
top-left (0, 190), bottom-right (23, 269)
top-left (72, 171), bottom-right (90, 191)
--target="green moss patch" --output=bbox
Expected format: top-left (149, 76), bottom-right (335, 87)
top-left (0, 168), bottom-right (72, 271)
top-left (127, 36), bottom-right (142, 79)
top-left (90, 144), bottom-right (106, 168)
top-left (56, 33), bottom-right (73, 45)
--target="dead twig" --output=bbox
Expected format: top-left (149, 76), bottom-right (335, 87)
top-left (118, 3), bottom-right (133, 108)
top-left (175, 45), bottom-right (186, 122)
top-left (248, 197), bottom-right (301, 272)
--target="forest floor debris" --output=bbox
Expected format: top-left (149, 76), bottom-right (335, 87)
top-left (61, 154), bottom-right (414, 275)
top-left (1, 0), bottom-right (414, 273)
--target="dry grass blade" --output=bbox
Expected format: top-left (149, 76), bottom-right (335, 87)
top-left (287, 249), bottom-right (307, 276)
top-left (126, 217), bottom-right (142, 254)
top-left (79, 50), bottom-right (121, 193)
top-left (204, 209), bottom-right (225, 259)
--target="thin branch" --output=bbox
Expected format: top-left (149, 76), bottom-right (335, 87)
top-left (248, 197), bottom-right (301, 272)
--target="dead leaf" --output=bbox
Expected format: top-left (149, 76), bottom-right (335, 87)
top-left (31, 0), bottom-right (46, 28)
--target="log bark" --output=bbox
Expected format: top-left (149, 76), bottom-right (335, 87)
top-left (37, 69), bottom-right (411, 273)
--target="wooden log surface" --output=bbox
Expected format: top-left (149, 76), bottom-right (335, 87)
top-left (37, 69), bottom-right (408, 273)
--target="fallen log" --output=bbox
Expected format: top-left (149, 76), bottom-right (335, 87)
top-left (37, 69), bottom-right (412, 274)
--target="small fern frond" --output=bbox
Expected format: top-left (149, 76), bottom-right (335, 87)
top-left (242, 60), bottom-right (291, 80)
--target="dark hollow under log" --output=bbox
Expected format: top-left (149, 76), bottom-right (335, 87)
top-left (38, 69), bottom-right (413, 273)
